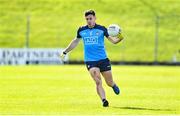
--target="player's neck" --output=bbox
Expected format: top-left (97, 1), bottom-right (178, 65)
top-left (88, 23), bottom-right (96, 28)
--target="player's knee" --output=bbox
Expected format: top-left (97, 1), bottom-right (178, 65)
top-left (95, 79), bottom-right (102, 86)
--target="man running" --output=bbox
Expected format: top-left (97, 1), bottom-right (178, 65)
top-left (60, 9), bottom-right (124, 107)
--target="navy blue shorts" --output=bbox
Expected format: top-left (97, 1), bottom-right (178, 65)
top-left (85, 58), bottom-right (111, 72)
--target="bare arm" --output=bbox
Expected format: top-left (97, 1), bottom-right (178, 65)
top-left (107, 34), bottom-right (124, 44)
top-left (63, 37), bottom-right (81, 53)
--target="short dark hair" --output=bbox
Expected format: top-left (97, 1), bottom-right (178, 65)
top-left (84, 10), bottom-right (96, 16)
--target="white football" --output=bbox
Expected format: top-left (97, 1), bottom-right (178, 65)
top-left (107, 24), bottom-right (121, 37)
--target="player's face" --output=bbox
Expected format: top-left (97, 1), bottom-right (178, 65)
top-left (85, 15), bottom-right (96, 27)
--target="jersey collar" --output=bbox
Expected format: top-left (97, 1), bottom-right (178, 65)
top-left (87, 23), bottom-right (97, 29)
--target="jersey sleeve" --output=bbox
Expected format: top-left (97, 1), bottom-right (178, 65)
top-left (104, 26), bottom-right (109, 38)
top-left (76, 27), bottom-right (82, 38)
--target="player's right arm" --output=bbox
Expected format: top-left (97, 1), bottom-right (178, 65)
top-left (63, 37), bottom-right (81, 53)
top-left (60, 37), bottom-right (81, 60)
top-left (60, 27), bottom-right (82, 60)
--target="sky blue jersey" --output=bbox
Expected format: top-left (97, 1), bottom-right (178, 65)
top-left (77, 24), bottom-right (109, 62)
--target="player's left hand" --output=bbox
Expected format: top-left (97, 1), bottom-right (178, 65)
top-left (117, 33), bottom-right (124, 40)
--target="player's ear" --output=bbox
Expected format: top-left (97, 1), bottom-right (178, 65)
top-left (94, 16), bottom-right (96, 20)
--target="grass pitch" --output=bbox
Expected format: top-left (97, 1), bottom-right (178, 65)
top-left (0, 65), bottom-right (180, 115)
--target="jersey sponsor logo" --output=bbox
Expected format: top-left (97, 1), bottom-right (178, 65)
top-left (84, 36), bottom-right (98, 45)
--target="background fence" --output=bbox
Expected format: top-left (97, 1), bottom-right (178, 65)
top-left (0, 0), bottom-right (179, 63)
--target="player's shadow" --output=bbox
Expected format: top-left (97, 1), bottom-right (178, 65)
top-left (111, 106), bottom-right (174, 112)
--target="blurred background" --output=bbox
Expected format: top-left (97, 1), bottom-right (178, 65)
top-left (0, 0), bottom-right (180, 65)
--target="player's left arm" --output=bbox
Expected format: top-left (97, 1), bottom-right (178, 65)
top-left (107, 33), bottom-right (124, 44)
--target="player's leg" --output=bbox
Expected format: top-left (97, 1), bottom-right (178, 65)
top-left (89, 67), bottom-right (105, 99)
top-left (101, 70), bottom-right (120, 95)
top-left (89, 67), bottom-right (109, 107)
top-left (98, 58), bottom-right (120, 95)
top-left (101, 70), bottom-right (114, 87)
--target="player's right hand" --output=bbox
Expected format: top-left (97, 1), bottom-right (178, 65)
top-left (60, 51), bottom-right (67, 61)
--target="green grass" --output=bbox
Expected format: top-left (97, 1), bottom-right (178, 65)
top-left (0, 65), bottom-right (180, 115)
top-left (0, 0), bottom-right (180, 62)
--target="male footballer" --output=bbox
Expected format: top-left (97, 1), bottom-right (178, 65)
top-left (60, 10), bottom-right (124, 107)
